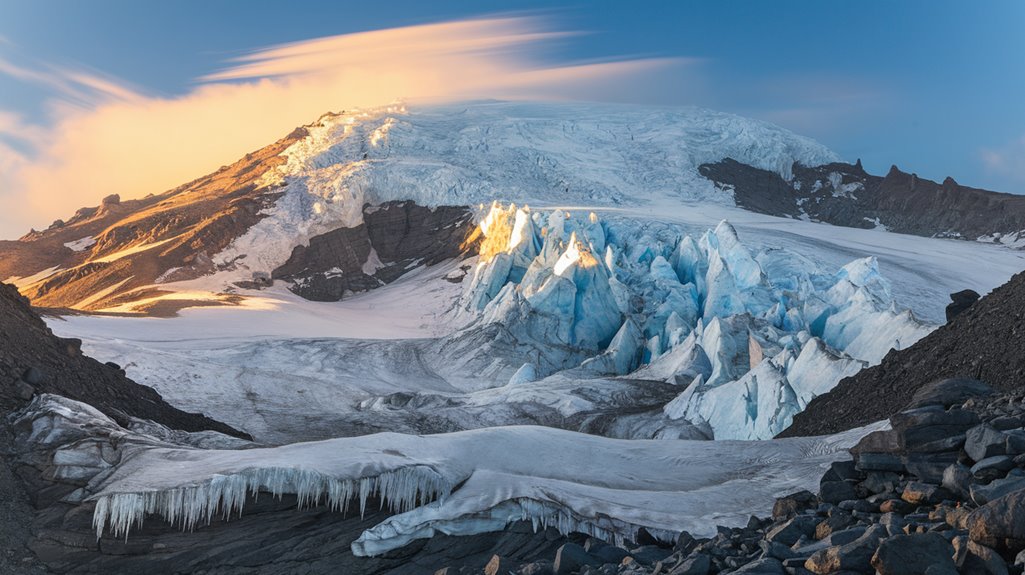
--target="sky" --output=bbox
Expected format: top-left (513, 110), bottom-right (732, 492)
top-left (0, 0), bottom-right (1023, 238)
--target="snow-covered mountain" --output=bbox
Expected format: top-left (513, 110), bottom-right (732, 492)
top-left (2, 101), bottom-right (839, 313)
top-left (5, 101), bottom-right (1025, 569)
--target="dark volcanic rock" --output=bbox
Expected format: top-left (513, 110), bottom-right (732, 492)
top-left (968, 489), bottom-right (1025, 553)
top-left (908, 378), bottom-right (995, 410)
top-left (273, 201), bottom-right (477, 301)
top-left (779, 268), bottom-right (1025, 438)
top-left (870, 533), bottom-right (956, 575)
top-left (946, 289), bottom-right (980, 322)
top-left (699, 158), bottom-right (1025, 240)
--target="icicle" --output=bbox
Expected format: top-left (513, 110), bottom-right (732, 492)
top-left (91, 465), bottom-right (452, 540)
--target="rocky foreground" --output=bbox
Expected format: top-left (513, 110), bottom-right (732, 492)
top-left (438, 378), bottom-right (1025, 575)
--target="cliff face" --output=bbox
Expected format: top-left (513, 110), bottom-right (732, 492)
top-left (272, 201), bottom-right (477, 301)
top-left (0, 281), bottom-right (246, 438)
top-left (779, 271), bottom-right (1025, 438)
top-left (700, 159), bottom-right (1025, 241)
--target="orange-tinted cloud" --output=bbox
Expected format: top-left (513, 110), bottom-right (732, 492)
top-left (0, 16), bottom-right (684, 238)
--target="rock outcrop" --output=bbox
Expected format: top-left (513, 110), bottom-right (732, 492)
top-left (780, 270), bottom-right (1025, 438)
top-left (272, 201), bottom-right (476, 301)
top-left (700, 159), bottom-right (1025, 241)
top-left (946, 290), bottom-right (980, 322)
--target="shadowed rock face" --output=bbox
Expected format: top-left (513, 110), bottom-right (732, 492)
top-left (779, 270), bottom-right (1025, 438)
top-left (699, 159), bottom-right (1025, 240)
top-left (273, 201), bottom-right (477, 301)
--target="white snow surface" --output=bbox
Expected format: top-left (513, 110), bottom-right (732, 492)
top-left (63, 236), bottom-right (96, 252)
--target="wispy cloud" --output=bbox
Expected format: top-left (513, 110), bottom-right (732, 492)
top-left (981, 135), bottom-right (1025, 188)
top-left (0, 16), bottom-right (682, 238)
top-left (0, 54), bottom-right (141, 107)
top-left (737, 74), bottom-right (889, 139)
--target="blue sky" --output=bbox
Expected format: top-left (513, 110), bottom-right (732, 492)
top-left (1, 0), bottom-right (1024, 206)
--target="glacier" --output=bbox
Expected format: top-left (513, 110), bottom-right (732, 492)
top-left (46, 203), bottom-right (941, 443)
top-left (449, 203), bottom-right (931, 439)
top-left (13, 394), bottom-right (882, 556)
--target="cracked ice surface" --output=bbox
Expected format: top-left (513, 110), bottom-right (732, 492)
top-left (458, 203), bottom-right (932, 438)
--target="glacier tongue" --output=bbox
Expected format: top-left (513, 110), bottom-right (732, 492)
top-left (457, 203), bottom-right (933, 439)
top-left (25, 393), bottom-right (879, 556)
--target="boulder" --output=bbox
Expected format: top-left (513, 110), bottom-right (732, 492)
top-left (772, 490), bottom-right (818, 519)
top-left (729, 557), bottom-right (784, 574)
top-left (627, 545), bottom-right (670, 566)
top-left (945, 290), bottom-right (980, 322)
top-left (968, 489), bottom-right (1025, 553)
top-left (1006, 431), bottom-right (1025, 455)
top-left (972, 475), bottom-right (1025, 506)
top-left (22, 366), bottom-right (45, 385)
top-left (519, 561), bottom-right (554, 575)
top-left (870, 533), bottom-right (956, 575)
top-left (815, 514), bottom-right (854, 540)
top-left (971, 455), bottom-right (1015, 481)
top-left (965, 540), bottom-right (1009, 575)
top-left (966, 424), bottom-right (1008, 462)
top-left (862, 471), bottom-right (901, 494)
top-left (484, 555), bottom-right (513, 575)
top-left (670, 553), bottom-right (710, 575)
top-left (804, 524), bottom-right (886, 574)
top-left (14, 379), bottom-right (34, 401)
top-left (590, 545), bottom-right (629, 565)
top-left (941, 463), bottom-right (973, 499)
top-left (766, 516), bottom-right (818, 546)
top-left (902, 481), bottom-right (951, 505)
top-left (759, 540), bottom-right (797, 561)
top-left (908, 378), bottom-right (994, 410)
top-left (553, 543), bottom-right (601, 575)
top-left (819, 480), bottom-right (858, 504)
top-left (675, 531), bottom-right (697, 554)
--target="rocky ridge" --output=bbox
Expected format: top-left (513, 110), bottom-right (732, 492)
top-left (0, 128), bottom-right (309, 314)
top-left (700, 159), bottom-right (1025, 242)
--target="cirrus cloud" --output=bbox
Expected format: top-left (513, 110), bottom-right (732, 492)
top-left (0, 16), bottom-right (689, 239)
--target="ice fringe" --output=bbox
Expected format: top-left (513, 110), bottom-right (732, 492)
top-left (91, 465), bottom-right (452, 539)
top-left (351, 497), bottom-right (674, 557)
